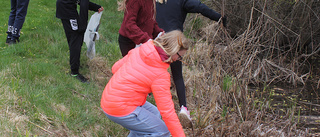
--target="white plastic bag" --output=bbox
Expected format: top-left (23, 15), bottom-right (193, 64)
top-left (84, 12), bottom-right (103, 59)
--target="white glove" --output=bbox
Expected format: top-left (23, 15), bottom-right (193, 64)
top-left (155, 32), bottom-right (163, 40)
top-left (135, 39), bottom-right (152, 48)
top-left (135, 43), bottom-right (142, 48)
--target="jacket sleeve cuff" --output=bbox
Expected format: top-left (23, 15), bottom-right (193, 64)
top-left (89, 2), bottom-right (101, 11)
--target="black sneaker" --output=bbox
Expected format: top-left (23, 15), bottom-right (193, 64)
top-left (8, 37), bottom-right (19, 45)
top-left (71, 73), bottom-right (89, 83)
top-left (6, 37), bottom-right (11, 44)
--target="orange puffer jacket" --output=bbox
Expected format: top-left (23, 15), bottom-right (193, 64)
top-left (100, 40), bottom-right (185, 137)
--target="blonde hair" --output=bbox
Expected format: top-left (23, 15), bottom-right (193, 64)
top-left (117, 0), bottom-right (126, 11)
top-left (118, 0), bottom-right (157, 19)
top-left (154, 30), bottom-right (191, 62)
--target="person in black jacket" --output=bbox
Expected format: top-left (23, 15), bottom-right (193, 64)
top-left (6, 0), bottom-right (30, 45)
top-left (156, 0), bottom-right (226, 128)
top-left (56, 0), bottom-right (103, 83)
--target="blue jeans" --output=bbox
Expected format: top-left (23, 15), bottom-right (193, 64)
top-left (105, 101), bottom-right (170, 137)
top-left (7, 0), bottom-right (30, 38)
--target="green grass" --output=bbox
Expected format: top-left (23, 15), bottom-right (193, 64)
top-left (0, 0), bottom-right (127, 136)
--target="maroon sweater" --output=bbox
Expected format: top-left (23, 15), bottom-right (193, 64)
top-left (119, 0), bottom-right (164, 44)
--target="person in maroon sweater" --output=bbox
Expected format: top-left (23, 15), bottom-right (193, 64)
top-left (117, 0), bottom-right (164, 57)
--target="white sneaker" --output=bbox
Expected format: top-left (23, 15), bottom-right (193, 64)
top-left (178, 105), bottom-right (192, 128)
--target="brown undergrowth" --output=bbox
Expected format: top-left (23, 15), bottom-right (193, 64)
top-left (178, 0), bottom-right (319, 136)
top-left (87, 0), bottom-right (319, 136)
top-left (178, 23), bottom-right (312, 136)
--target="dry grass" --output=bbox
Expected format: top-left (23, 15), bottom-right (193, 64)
top-left (84, 0), bottom-right (319, 136)
top-left (87, 56), bottom-right (113, 88)
top-left (91, 0), bottom-right (319, 136)
top-left (0, 65), bottom-right (71, 137)
top-left (0, 66), bottom-right (29, 136)
top-left (172, 0), bottom-right (320, 136)
top-left (85, 0), bottom-right (319, 136)
top-left (178, 25), bottom-right (312, 135)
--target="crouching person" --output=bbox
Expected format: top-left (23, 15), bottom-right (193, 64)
top-left (100, 30), bottom-right (190, 137)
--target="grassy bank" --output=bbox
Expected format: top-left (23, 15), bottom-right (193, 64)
top-left (0, 0), bottom-right (127, 136)
top-left (1, 0), bottom-right (318, 136)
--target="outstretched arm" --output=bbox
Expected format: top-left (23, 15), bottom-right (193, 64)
top-left (183, 0), bottom-right (221, 22)
top-left (151, 73), bottom-right (186, 137)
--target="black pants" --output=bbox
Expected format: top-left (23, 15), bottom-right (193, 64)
top-left (61, 19), bottom-right (84, 74)
top-left (118, 34), bottom-right (135, 57)
top-left (171, 61), bottom-right (187, 108)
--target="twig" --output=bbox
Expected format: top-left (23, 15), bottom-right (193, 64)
top-left (317, 79), bottom-right (320, 89)
top-left (98, 66), bottom-right (112, 77)
top-left (188, 14), bottom-right (199, 36)
top-left (192, 123), bottom-right (195, 137)
top-left (300, 44), bottom-right (320, 57)
top-left (253, 7), bottom-right (299, 36)
top-left (218, 0), bottom-right (232, 41)
top-left (72, 90), bottom-right (88, 99)
top-left (27, 120), bottom-right (54, 135)
top-left (264, 59), bottom-right (306, 85)
top-left (299, 0), bottom-right (320, 20)
top-left (221, 0), bottom-right (224, 17)
top-left (233, 93), bottom-right (244, 122)
top-left (242, 6), bottom-right (254, 47)
top-left (39, 113), bottom-right (53, 125)
top-left (237, 48), bottom-right (258, 78)
top-left (299, 101), bottom-right (320, 107)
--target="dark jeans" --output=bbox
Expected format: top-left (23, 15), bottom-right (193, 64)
top-left (61, 19), bottom-right (85, 74)
top-left (118, 34), bottom-right (136, 57)
top-left (171, 61), bottom-right (187, 108)
top-left (7, 0), bottom-right (30, 38)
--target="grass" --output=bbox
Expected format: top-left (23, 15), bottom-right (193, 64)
top-left (0, 0), bottom-right (127, 136)
top-left (1, 0), bottom-right (318, 136)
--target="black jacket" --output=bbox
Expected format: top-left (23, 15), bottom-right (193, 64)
top-left (156, 0), bottom-right (221, 32)
top-left (56, 0), bottom-right (101, 31)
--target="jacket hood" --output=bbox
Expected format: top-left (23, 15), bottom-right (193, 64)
top-left (139, 40), bottom-right (170, 69)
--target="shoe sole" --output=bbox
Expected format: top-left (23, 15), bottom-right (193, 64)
top-left (178, 113), bottom-right (193, 128)
top-left (71, 74), bottom-right (89, 83)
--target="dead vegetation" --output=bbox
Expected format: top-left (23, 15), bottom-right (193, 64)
top-left (87, 56), bottom-right (112, 89)
top-left (87, 0), bottom-right (319, 136)
top-left (178, 0), bottom-right (320, 136)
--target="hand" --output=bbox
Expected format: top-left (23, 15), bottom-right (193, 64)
top-left (98, 7), bottom-right (104, 13)
top-left (222, 16), bottom-right (227, 28)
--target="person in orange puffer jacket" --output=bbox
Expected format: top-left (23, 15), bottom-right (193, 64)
top-left (101, 30), bottom-right (190, 137)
